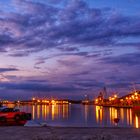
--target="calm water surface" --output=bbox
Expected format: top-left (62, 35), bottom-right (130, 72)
top-left (10, 104), bottom-right (140, 128)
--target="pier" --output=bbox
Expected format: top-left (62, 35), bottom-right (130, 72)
top-left (94, 90), bottom-right (140, 108)
top-left (0, 98), bottom-right (69, 106)
top-left (0, 90), bottom-right (140, 108)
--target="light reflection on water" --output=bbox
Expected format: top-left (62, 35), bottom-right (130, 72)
top-left (6, 104), bottom-right (140, 128)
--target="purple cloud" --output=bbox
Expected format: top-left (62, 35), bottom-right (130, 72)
top-left (0, 68), bottom-right (19, 73)
top-left (0, 0), bottom-right (139, 56)
top-left (0, 0), bottom-right (139, 99)
top-left (100, 53), bottom-right (140, 66)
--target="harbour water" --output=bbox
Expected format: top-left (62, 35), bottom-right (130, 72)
top-left (8, 104), bottom-right (140, 128)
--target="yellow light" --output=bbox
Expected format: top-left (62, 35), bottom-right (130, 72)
top-left (32, 105), bottom-right (35, 120)
top-left (132, 95), bottom-right (134, 99)
top-left (120, 99), bottom-right (123, 102)
top-left (120, 108), bottom-right (124, 121)
top-left (63, 101), bottom-right (69, 104)
top-left (135, 92), bottom-right (138, 96)
top-left (115, 109), bottom-right (117, 118)
top-left (114, 95), bottom-right (117, 98)
top-left (45, 100), bottom-right (49, 103)
top-left (37, 100), bottom-right (40, 103)
top-left (135, 115), bottom-right (139, 128)
top-left (32, 97), bottom-right (35, 100)
top-left (130, 109), bottom-right (132, 125)
top-left (52, 104), bottom-right (55, 120)
top-left (112, 97), bottom-right (115, 100)
top-left (95, 99), bottom-right (98, 102)
top-left (109, 97), bottom-right (112, 101)
top-left (51, 100), bottom-right (55, 104)
top-left (129, 97), bottom-right (132, 100)
top-left (96, 106), bottom-right (101, 122)
top-left (126, 97), bottom-right (128, 100)
top-left (37, 105), bottom-right (40, 119)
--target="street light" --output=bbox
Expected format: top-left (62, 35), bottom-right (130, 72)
top-left (114, 95), bottom-right (117, 98)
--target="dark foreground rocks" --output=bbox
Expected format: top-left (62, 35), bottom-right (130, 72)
top-left (0, 127), bottom-right (140, 140)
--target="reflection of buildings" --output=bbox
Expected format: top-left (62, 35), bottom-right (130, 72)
top-left (120, 108), bottom-right (124, 122)
top-left (32, 105), bottom-right (35, 120)
top-left (135, 115), bottom-right (139, 128)
top-left (127, 109), bottom-right (132, 125)
top-left (95, 106), bottom-right (140, 128)
top-left (95, 106), bottom-right (103, 123)
top-left (37, 105), bottom-right (40, 119)
top-left (51, 104), bottom-right (55, 120)
top-left (109, 107), bottom-right (133, 126)
top-left (84, 105), bottom-right (89, 122)
top-left (62, 104), bottom-right (69, 119)
top-left (109, 107), bottom-right (118, 124)
top-left (133, 109), bottom-right (140, 128)
top-left (31, 104), bottom-right (69, 121)
top-left (5, 103), bottom-right (140, 128)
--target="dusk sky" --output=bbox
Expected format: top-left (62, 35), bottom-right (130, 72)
top-left (0, 0), bottom-right (139, 100)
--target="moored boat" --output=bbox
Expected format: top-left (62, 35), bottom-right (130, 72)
top-left (0, 107), bottom-right (31, 126)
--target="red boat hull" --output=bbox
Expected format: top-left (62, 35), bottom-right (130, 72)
top-left (0, 120), bottom-right (27, 126)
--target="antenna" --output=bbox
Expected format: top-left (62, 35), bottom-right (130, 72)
top-left (132, 82), bottom-right (136, 93)
top-left (103, 87), bottom-right (107, 99)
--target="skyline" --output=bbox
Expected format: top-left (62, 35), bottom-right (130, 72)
top-left (0, 0), bottom-right (140, 100)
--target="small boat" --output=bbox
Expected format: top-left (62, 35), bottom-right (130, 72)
top-left (0, 107), bottom-right (31, 126)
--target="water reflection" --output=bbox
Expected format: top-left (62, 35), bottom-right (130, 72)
top-left (120, 108), bottom-right (124, 122)
top-left (32, 105), bottom-right (35, 120)
top-left (84, 105), bottom-right (88, 122)
top-left (96, 106), bottom-right (103, 123)
top-left (51, 104), bottom-right (55, 120)
top-left (27, 104), bottom-right (69, 121)
top-left (135, 115), bottom-right (139, 128)
top-left (127, 109), bottom-right (132, 125)
top-left (109, 107), bottom-right (118, 125)
top-left (5, 104), bottom-right (140, 128)
top-left (37, 105), bottom-right (40, 119)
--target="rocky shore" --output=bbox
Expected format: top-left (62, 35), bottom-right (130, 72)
top-left (0, 126), bottom-right (140, 140)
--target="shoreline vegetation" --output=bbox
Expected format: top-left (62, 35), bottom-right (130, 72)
top-left (0, 126), bottom-right (140, 140)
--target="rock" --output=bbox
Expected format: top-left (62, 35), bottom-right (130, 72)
top-left (24, 120), bottom-right (41, 127)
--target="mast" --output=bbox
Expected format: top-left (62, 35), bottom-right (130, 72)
top-left (103, 87), bottom-right (107, 99)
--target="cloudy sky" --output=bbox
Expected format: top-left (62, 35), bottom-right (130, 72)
top-left (0, 0), bottom-right (139, 100)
